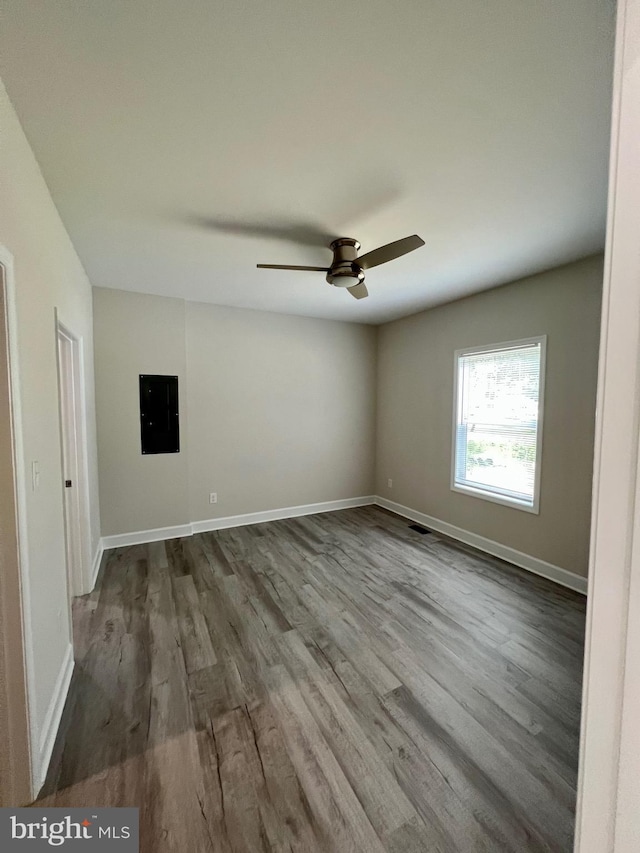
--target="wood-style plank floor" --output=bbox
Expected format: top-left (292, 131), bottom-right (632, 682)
top-left (38, 506), bottom-right (586, 852)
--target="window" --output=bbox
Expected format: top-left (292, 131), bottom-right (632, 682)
top-left (452, 337), bottom-right (546, 512)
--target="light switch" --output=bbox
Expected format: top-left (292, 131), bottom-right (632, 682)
top-left (31, 460), bottom-right (40, 491)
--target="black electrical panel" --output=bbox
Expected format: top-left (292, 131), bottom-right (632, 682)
top-left (139, 375), bottom-right (179, 454)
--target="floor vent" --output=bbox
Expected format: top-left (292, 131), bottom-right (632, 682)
top-left (409, 524), bottom-right (432, 535)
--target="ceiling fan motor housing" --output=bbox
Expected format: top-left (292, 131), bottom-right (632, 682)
top-left (326, 238), bottom-right (365, 287)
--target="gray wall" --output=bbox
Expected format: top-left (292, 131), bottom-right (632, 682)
top-left (93, 289), bottom-right (377, 535)
top-left (186, 302), bottom-right (377, 521)
top-left (376, 255), bottom-right (603, 577)
top-left (93, 289), bottom-right (189, 535)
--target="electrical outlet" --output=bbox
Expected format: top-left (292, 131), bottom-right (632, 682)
top-left (387, 478), bottom-right (393, 488)
top-left (209, 492), bottom-right (217, 504)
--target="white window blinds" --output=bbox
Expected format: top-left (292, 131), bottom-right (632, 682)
top-left (453, 339), bottom-right (544, 510)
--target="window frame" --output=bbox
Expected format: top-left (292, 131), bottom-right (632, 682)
top-left (450, 335), bottom-right (547, 514)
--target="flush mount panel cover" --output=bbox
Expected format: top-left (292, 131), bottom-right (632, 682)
top-left (139, 374), bottom-right (179, 454)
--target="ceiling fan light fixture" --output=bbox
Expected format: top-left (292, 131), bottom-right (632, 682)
top-left (325, 237), bottom-right (365, 287)
top-left (326, 264), bottom-right (365, 287)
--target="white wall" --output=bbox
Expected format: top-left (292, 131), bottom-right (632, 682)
top-left (376, 255), bottom-right (603, 577)
top-left (0, 79), bottom-right (100, 786)
top-left (93, 289), bottom-right (377, 535)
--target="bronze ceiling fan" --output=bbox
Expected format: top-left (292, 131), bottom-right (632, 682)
top-left (257, 234), bottom-right (425, 299)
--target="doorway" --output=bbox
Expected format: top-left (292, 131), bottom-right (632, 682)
top-left (56, 322), bottom-right (89, 601)
top-left (0, 259), bottom-right (32, 805)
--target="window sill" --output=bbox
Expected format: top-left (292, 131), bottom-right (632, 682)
top-left (451, 483), bottom-right (540, 514)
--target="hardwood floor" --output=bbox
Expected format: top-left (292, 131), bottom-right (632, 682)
top-left (38, 506), bottom-right (586, 852)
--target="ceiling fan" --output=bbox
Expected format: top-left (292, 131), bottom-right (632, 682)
top-left (257, 234), bottom-right (425, 299)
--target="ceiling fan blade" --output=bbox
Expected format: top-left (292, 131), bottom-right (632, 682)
top-left (348, 282), bottom-right (369, 299)
top-left (357, 235), bottom-right (425, 270)
top-left (257, 264), bottom-right (329, 272)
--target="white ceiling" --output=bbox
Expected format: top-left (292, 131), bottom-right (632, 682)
top-left (0, 0), bottom-right (615, 324)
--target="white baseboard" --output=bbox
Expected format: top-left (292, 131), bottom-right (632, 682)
top-left (90, 541), bottom-right (104, 589)
top-left (101, 497), bottom-right (376, 550)
top-left (36, 642), bottom-right (74, 793)
top-left (102, 523), bottom-right (193, 550)
top-left (191, 496), bottom-right (375, 534)
top-left (98, 494), bottom-right (586, 594)
top-left (374, 496), bottom-right (588, 595)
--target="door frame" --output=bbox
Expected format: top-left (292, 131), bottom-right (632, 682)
top-left (574, 0), bottom-right (640, 849)
top-left (0, 246), bottom-right (36, 801)
top-left (55, 318), bottom-right (91, 599)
